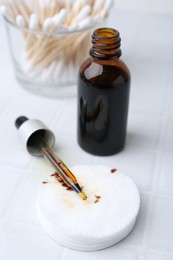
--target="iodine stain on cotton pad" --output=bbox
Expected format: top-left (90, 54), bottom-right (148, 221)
top-left (37, 165), bottom-right (140, 251)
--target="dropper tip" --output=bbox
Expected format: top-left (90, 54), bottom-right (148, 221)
top-left (79, 191), bottom-right (87, 200)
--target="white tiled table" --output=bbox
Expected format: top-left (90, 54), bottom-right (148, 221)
top-left (0, 3), bottom-right (173, 260)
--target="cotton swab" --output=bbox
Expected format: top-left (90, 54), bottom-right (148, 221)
top-left (104, 0), bottom-right (113, 12)
top-left (15, 0), bottom-right (30, 25)
top-left (16, 15), bottom-right (25, 28)
top-left (75, 5), bottom-right (91, 22)
top-left (43, 17), bottom-right (55, 32)
top-left (1, 0), bottom-right (112, 84)
top-left (5, 0), bottom-right (20, 17)
top-left (92, 0), bottom-right (104, 14)
top-left (30, 8), bottom-right (67, 64)
top-left (65, 0), bottom-right (81, 24)
top-left (78, 16), bottom-right (91, 29)
top-left (71, 0), bottom-right (81, 15)
top-left (29, 13), bottom-right (39, 30)
top-left (3, 0), bottom-right (110, 34)
top-left (53, 9), bottom-right (67, 27)
top-left (24, 13), bottom-right (39, 49)
top-left (91, 15), bottom-right (100, 25)
top-left (100, 0), bottom-right (113, 18)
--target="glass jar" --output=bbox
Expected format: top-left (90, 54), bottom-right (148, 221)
top-left (3, 16), bottom-right (105, 98)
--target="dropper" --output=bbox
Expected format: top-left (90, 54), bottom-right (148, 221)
top-left (15, 116), bottom-right (87, 200)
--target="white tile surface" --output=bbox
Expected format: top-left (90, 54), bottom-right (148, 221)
top-left (127, 112), bottom-right (161, 150)
top-left (0, 222), bottom-right (64, 260)
top-left (0, 125), bottom-right (32, 168)
top-left (167, 88), bottom-right (173, 119)
top-left (129, 83), bottom-right (167, 115)
top-left (10, 170), bottom-right (48, 224)
top-left (130, 82), bottom-right (166, 116)
top-left (53, 98), bottom-right (77, 135)
top-left (162, 120), bottom-right (173, 153)
top-left (0, 167), bottom-right (24, 219)
top-left (121, 192), bottom-right (149, 246)
top-left (142, 250), bottom-right (173, 260)
top-left (62, 245), bottom-right (140, 260)
top-left (1, 3), bottom-right (173, 260)
top-left (146, 197), bottom-right (173, 252)
top-left (158, 153), bottom-right (173, 196)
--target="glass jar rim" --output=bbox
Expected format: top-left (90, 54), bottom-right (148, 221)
top-left (3, 15), bottom-right (106, 37)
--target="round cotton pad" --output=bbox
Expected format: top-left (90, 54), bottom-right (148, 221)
top-left (37, 165), bottom-right (140, 251)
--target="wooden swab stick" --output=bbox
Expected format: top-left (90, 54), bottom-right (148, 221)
top-left (26, 8), bottom-right (67, 60)
top-left (6, 0), bottom-right (20, 17)
top-left (31, 35), bottom-right (77, 67)
top-left (33, 30), bottom-right (90, 68)
top-left (14, 0), bottom-right (31, 25)
top-left (2, 0), bottom-right (112, 83)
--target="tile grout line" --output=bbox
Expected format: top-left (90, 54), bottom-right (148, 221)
top-left (140, 77), bottom-right (173, 252)
top-left (0, 169), bottom-right (29, 222)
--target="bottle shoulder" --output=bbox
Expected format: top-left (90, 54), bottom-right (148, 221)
top-left (79, 57), bottom-right (130, 87)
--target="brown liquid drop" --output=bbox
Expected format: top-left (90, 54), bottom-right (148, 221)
top-left (110, 168), bottom-right (117, 173)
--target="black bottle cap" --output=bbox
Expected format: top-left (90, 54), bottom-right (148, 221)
top-left (15, 116), bottom-right (29, 129)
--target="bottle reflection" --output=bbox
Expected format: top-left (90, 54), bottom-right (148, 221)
top-left (79, 95), bottom-right (108, 142)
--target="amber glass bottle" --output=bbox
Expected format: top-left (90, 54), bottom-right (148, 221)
top-left (77, 28), bottom-right (131, 156)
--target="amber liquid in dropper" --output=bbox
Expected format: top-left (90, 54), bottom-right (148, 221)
top-left (41, 146), bottom-right (87, 200)
top-left (27, 132), bottom-right (87, 200)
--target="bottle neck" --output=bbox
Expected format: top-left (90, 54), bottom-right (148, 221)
top-left (90, 28), bottom-right (122, 60)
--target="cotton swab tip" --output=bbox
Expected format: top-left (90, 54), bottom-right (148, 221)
top-left (43, 17), bottom-right (55, 32)
top-left (104, 0), bottom-right (114, 12)
top-left (93, 0), bottom-right (104, 12)
top-left (76, 5), bottom-right (92, 22)
top-left (0, 5), bottom-right (6, 15)
top-left (16, 15), bottom-right (25, 28)
top-left (78, 16), bottom-right (91, 29)
top-left (53, 8), bottom-right (67, 26)
top-left (29, 13), bottom-right (39, 30)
